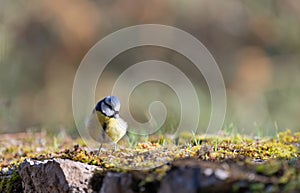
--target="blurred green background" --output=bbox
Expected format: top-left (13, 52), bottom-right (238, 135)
top-left (1, 1), bottom-right (300, 136)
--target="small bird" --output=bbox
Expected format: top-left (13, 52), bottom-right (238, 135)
top-left (87, 96), bottom-right (127, 153)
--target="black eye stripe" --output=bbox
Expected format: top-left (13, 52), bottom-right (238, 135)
top-left (103, 100), bottom-right (113, 110)
top-left (100, 100), bottom-right (119, 118)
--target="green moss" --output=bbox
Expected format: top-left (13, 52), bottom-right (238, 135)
top-left (1, 130), bottom-right (299, 170)
top-left (279, 168), bottom-right (296, 184)
top-left (181, 130), bottom-right (299, 161)
top-left (1, 129), bottom-right (300, 184)
top-left (1, 130), bottom-right (300, 192)
top-left (256, 160), bottom-right (282, 176)
top-left (283, 180), bottom-right (299, 193)
top-left (0, 171), bottom-right (22, 193)
top-left (277, 129), bottom-right (300, 144)
top-left (0, 178), bottom-right (4, 192)
top-left (250, 183), bottom-right (265, 192)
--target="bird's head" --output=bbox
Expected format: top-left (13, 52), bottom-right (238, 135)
top-left (95, 96), bottom-right (121, 118)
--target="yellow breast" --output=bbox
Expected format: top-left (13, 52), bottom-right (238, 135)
top-left (96, 111), bottom-right (127, 143)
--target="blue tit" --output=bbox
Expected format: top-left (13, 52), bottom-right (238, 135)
top-left (88, 96), bottom-right (127, 152)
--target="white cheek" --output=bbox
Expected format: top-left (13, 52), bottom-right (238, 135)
top-left (101, 103), bottom-right (114, 116)
top-left (105, 108), bottom-right (115, 117)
